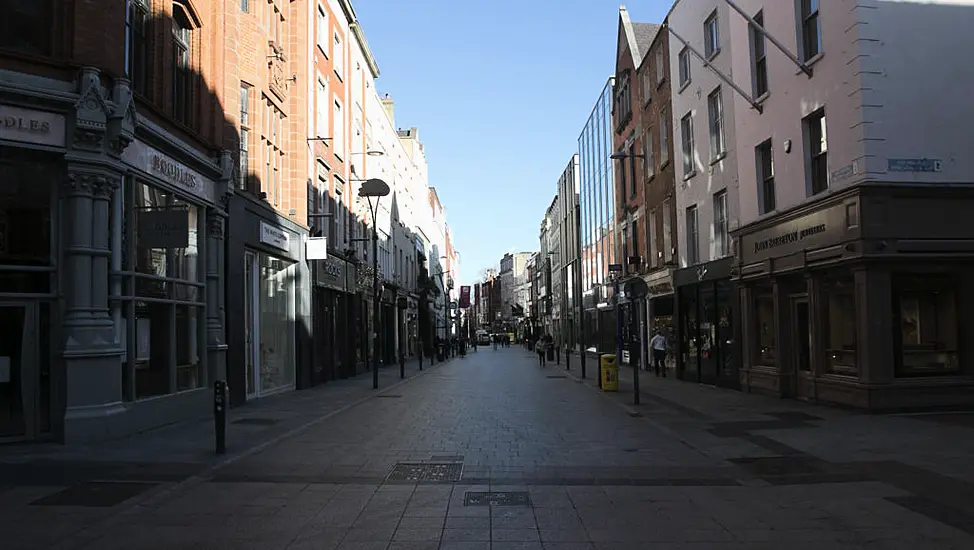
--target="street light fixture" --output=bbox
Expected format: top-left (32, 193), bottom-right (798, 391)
top-left (359, 178), bottom-right (391, 390)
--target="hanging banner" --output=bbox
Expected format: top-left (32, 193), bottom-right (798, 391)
top-left (459, 285), bottom-right (471, 308)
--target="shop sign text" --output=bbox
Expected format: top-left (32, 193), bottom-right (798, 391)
top-left (260, 221), bottom-right (290, 251)
top-left (0, 105), bottom-right (65, 147)
top-left (151, 154), bottom-right (200, 192)
top-left (753, 223), bottom-right (826, 253)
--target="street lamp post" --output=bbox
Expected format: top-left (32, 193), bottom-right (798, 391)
top-left (359, 178), bottom-right (391, 390)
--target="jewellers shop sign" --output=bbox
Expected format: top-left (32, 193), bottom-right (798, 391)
top-left (753, 223), bottom-right (826, 253)
top-left (122, 139), bottom-right (217, 204)
top-left (741, 202), bottom-right (848, 264)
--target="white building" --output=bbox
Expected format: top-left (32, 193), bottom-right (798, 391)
top-left (725, 0), bottom-right (974, 410)
top-left (667, 0), bottom-right (741, 386)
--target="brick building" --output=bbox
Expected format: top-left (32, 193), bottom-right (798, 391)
top-left (0, 0), bottom-right (234, 442)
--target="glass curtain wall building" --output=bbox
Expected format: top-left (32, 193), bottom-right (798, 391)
top-left (577, 77), bottom-right (618, 353)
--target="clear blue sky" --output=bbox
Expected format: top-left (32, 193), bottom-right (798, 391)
top-left (356, 0), bottom-right (669, 285)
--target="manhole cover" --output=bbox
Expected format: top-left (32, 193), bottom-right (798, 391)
top-left (377, 394), bottom-right (402, 398)
top-left (387, 462), bottom-right (463, 482)
top-left (546, 375), bottom-right (567, 379)
top-left (728, 456), bottom-right (822, 476)
top-left (232, 417), bottom-right (280, 425)
top-left (464, 491), bottom-right (531, 507)
top-left (31, 481), bottom-right (157, 507)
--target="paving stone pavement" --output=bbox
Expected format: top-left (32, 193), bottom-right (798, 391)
top-left (3, 346), bottom-right (974, 549)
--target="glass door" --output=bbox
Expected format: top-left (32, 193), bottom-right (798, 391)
top-left (0, 303), bottom-right (38, 440)
top-left (244, 251), bottom-right (258, 398)
top-left (793, 298), bottom-right (811, 373)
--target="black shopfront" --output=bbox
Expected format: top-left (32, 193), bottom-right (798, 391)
top-left (308, 253), bottom-right (356, 386)
top-left (674, 257), bottom-right (739, 388)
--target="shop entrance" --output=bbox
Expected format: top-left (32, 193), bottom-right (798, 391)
top-left (0, 302), bottom-right (51, 441)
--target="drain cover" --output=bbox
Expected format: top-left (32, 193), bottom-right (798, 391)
top-left (232, 417), bottom-right (280, 425)
top-left (464, 491), bottom-right (531, 507)
top-left (31, 481), bottom-right (157, 507)
top-left (387, 462), bottom-right (463, 482)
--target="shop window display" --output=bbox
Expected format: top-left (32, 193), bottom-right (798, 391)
top-left (259, 254), bottom-right (295, 392)
top-left (753, 290), bottom-right (775, 366)
top-left (824, 274), bottom-right (857, 375)
top-left (115, 180), bottom-right (204, 400)
top-left (893, 275), bottom-right (959, 376)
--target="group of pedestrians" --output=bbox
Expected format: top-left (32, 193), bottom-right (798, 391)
top-left (492, 333), bottom-right (510, 350)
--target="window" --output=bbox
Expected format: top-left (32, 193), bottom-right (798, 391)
top-left (334, 176), bottom-right (346, 246)
top-left (0, 0), bottom-right (54, 56)
top-left (333, 101), bottom-right (344, 159)
top-left (641, 71), bottom-right (652, 105)
top-left (824, 274), bottom-right (857, 375)
top-left (644, 130), bottom-right (654, 179)
top-left (680, 113), bottom-right (695, 176)
top-left (316, 78), bottom-right (328, 139)
top-left (662, 198), bottom-right (672, 262)
top-left (655, 48), bottom-right (665, 84)
top-left (751, 11), bottom-right (768, 97)
top-left (334, 32), bottom-right (344, 79)
top-left (753, 290), bottom-right (776, 365)
top-left (707, 88), bottom-right (725, 158)
top-left (631, 218), bottom-right (639, 268)
top-left (805, 109), bottom-right (828, 195)
top-left (800, 0), bottom-right (821, 61)
top-left (239, 84), bottom-right (251, 191)
top-left (704, 11), bottom-right (720, 58)
top-left (628, 146), bottom-right (637, 197)
top-left (125, 0), bottom-right (149, 95)
top-left (713, 190), bottom-right (728, 257)
top-left (120, 181), bottom-right (205, 400)
top-left (678, 47), bottom-right (691, 88)
top-left (614, 74), bottom-right (633, 128)
top-left (649, 209), bottom-right (659, 268)
top-left (316, 4), bottom-right (327, 52)
top-left (756, 139), bottom-right (775, 214)
top-left (617, 152), bottom-right (627, 199)
top-left (172, 5), bottom-right (193, 127)
top-left (240, 0), bottom-right (248, 12)
top-left (686, 205), bottom-right (699, 265)
top-left (660, 107), bottom-right (670, 164)
top-left (894, 275), bottom-right (959, 377)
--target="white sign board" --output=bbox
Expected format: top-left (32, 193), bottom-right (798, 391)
top-left (260, 221), bottom-right (290, 251)
top-left (0, 105), bottom-right (66, 148)
top-left (306, 236), bottom-right (328, 260)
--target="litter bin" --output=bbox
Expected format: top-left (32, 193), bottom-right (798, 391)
top-left (600, 354), bottom-right (618, 392)
top-left (546, 345), bottom-right (555, 361)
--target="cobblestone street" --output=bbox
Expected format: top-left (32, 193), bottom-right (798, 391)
top-left (3, 348), bottom-right (974, 549)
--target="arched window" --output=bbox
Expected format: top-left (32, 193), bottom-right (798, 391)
top-left (172, 2), bottom-right (196, 126)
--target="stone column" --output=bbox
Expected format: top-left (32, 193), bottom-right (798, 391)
top-left (206, 212), bottom-right (228, 384)
top-left (855, 267), bottom-right (894, 386)
top-left (61, 67), bottom-right (134, 442)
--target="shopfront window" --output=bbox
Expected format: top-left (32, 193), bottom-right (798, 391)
top-left (259, 254), bottom-right (296, 392)
top-left (681, 287), bottom-right (698, 377)
top-left (824, 273), bottom-right (856, 375)
top-left (894, 275), bottom-right (959, 377)
top-left (0, 151), bottom-right (56, 294)
top-left (753, 289), bottom-right (775, 366)
top-left (117, 181), bottom-right (205, 400)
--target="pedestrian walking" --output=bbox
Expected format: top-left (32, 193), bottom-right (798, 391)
top-left (650, 330), bottom-right (667, 377)
top-left (536, 337), bottom-right (547, 367)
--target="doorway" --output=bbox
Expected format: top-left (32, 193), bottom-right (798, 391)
top-left (244, 251), bottom-right (258, 399)
top-left (0, 302), bottom-right (47, 441)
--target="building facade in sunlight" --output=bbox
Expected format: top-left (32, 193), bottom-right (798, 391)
top-left (577, 77), bottom-right (619, 354)
top-left (0, 0), bottom-right (234, 442)
top-left (555, 155), bottom-right (581, 350)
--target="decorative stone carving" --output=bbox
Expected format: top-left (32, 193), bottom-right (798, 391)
top-left (207, 216), bottom-right (224, 239)
top-left (71, 67), bottom-right (111, 152)
top-left (107, 77), bottom-right (137, 157)
top-left (64, 171), bottom-right (118, 199)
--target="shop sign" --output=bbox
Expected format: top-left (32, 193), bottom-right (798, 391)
top-left (739, 202), bottom-right (847, 264)
top-left (0, 105), bottom-right (65, 148)
top-left (317, 254), bottom-right (346, 292)
top-left (137, 209), bottom-right (189, 249)
top-left (260, 221), bottom-right (290, 251)
top-left (122, 139), bottom-right (216, 204)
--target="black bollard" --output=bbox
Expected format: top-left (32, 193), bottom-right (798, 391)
top-left (556, 346), bottom-right (561, 365)
top-left (566, 347), bottom-right (571, 371)
top-left (400, 353), bottom-right (405, 379)
top-left (214, 380), bottom-right (227, 455)
top-left (419, 350), bottom-right (424, 370)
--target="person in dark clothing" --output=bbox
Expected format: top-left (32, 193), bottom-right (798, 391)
top-left (536, 337), bottom-right (547, 366)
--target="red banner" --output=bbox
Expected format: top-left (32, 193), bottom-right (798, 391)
top-left (459, 285), bottom-right (471, 308)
